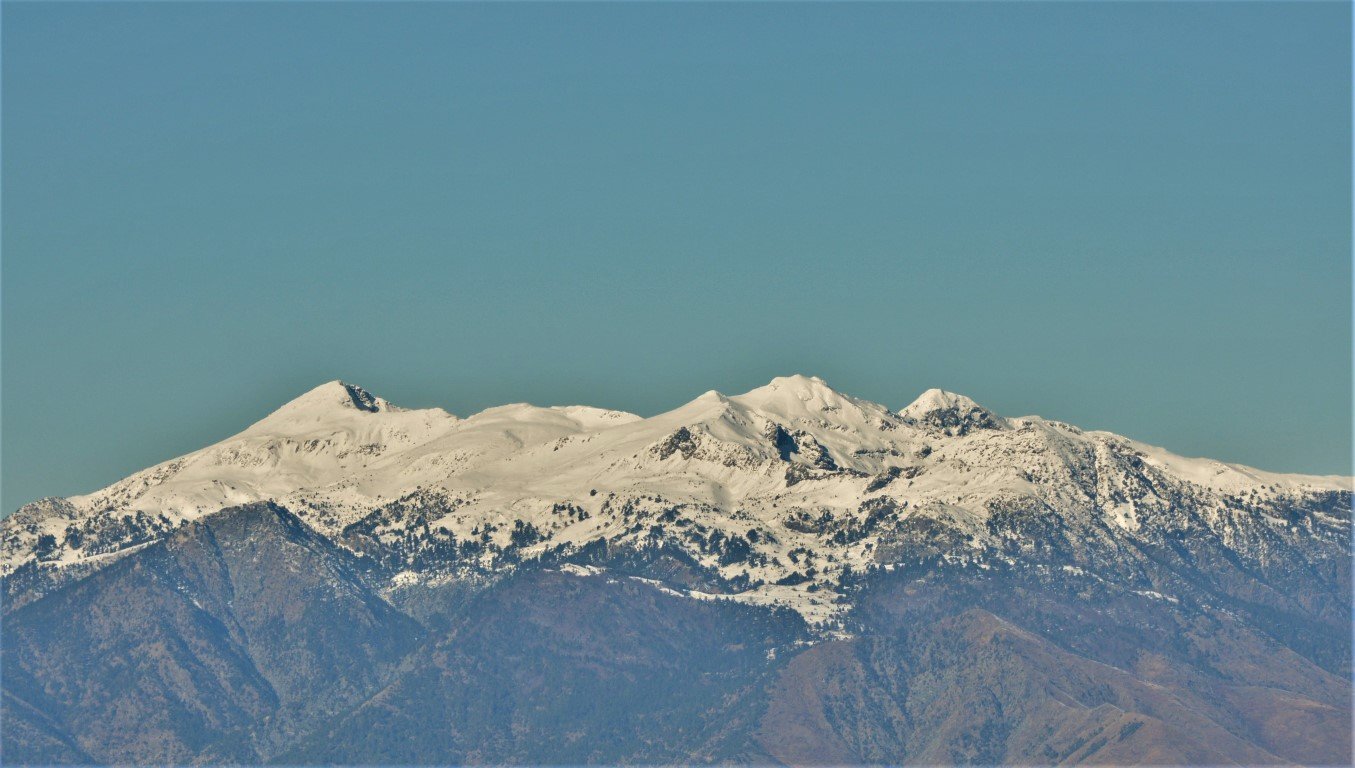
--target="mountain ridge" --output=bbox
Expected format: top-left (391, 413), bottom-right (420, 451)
top-left (1, 376), bottom-right (1349, 765)
top-left (4, 375), bottom-right (1348, 625)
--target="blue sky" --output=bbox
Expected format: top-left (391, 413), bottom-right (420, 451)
top-left (2, 2), bottom-right (1350, 512)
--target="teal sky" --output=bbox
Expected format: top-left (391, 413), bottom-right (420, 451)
top-left (2, 2), bottom-right (1351, 513)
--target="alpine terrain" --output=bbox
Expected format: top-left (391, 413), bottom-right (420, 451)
top-left (2, 376), bottom-right (1350, 765)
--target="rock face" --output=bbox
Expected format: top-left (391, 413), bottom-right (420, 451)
top-left (1, 377), bottom-right (1350, 764)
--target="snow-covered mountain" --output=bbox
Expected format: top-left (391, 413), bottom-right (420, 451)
top-left (3, 376), bottom-right (1348, 623)
top-left (4, 376), bottom-right (1352, 766)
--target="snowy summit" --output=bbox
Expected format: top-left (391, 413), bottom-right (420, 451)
top-left (3, 375), bottom-right (1349, 625)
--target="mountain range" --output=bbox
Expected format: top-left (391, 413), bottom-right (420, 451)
top-left (2, 376), bottom-right (1350, 765)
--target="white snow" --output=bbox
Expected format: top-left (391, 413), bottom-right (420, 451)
top-left (4, 375), bottom-right (1349, 625)
top-left (900, 388), bottom-right (974, 416)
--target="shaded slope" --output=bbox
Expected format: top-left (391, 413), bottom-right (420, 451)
top-left (0, 503), bottom-right (420, 764)
top-left (289, 567), bottom-right (807, 765)
top-left (758, 608), bottom-right (1347, 766)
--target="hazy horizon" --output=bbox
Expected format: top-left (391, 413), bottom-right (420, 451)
top-left (3, 1), bottom-right (1351, 513)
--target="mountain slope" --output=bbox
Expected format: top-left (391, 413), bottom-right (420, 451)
top-left (285, 566), bottom-right (805, 765)
top-left (5, 376), bottom-right (1346, 627)
top-left (1, 376), bottom-right (1349, 764)
top-left (1, 503), bottom-right (420, 764)
top-left (3, 502), bottom-right (1348, 765)
top-left (757, 608), bottom-right (1346, 766)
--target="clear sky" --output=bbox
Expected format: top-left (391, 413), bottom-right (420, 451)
top-left (2, 2), bottom-right (1350, 513)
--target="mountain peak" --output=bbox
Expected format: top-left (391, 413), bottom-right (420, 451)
top-left (900, 388), bottom-right (1006, 434)
top-left (238, 380), bottom-right (444, 438)
top-left (724, 375), bottom-right (901, 440)
top-left (770, 373), bottom-right (829, 387)
top-left (902, 388), bottom-right (979, 415)
top-left (272, 380), bottom-right (392, 416)
top-left (734, 374), bottom-right (843, 408)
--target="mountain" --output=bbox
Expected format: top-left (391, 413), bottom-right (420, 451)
top-left (2, 377), bottom-right (1350, 765)
top-left (2, 502), bottom-right (422, 763)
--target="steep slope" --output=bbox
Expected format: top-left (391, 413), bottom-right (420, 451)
top-left (286, 566), bottom-right (805, 765)
top-left (842, 561), bottom-right (1351, 765)
top-left (756, 609), bottom-right (1345, 766)
top-left (3, 504), bottom-right (1347, 765)
top-left (0, 503), bottom-right (421, 765)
